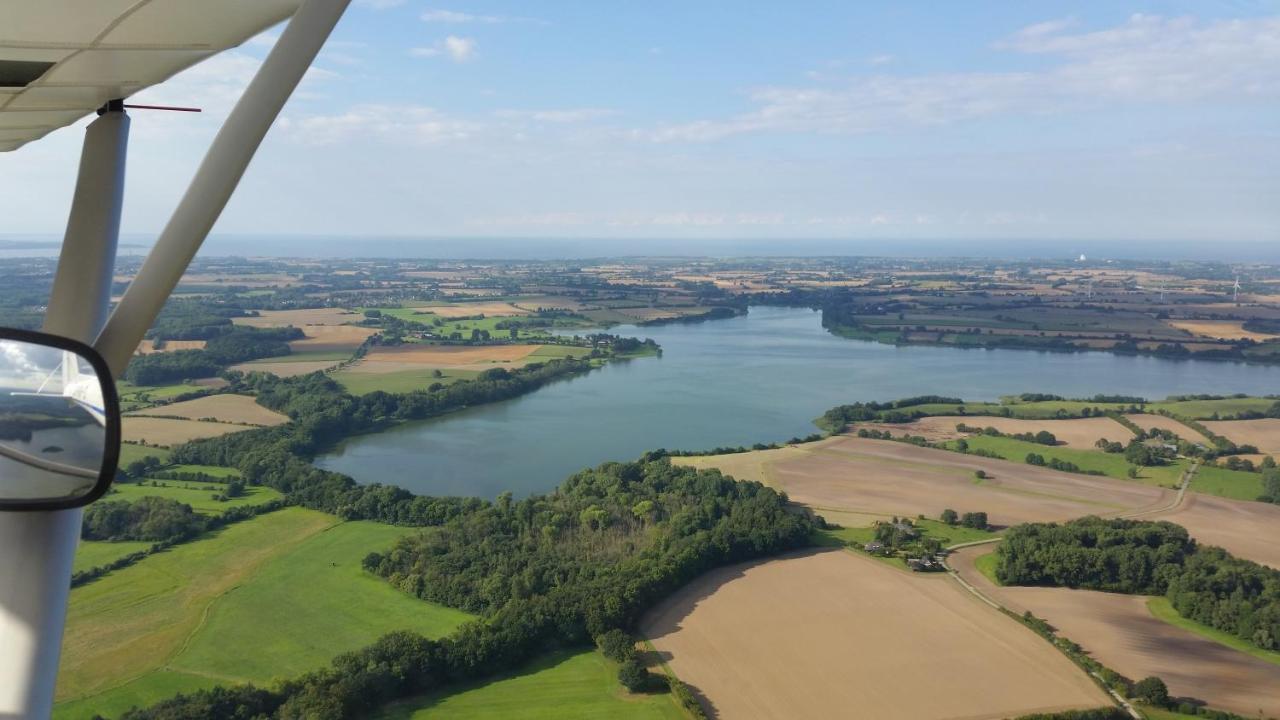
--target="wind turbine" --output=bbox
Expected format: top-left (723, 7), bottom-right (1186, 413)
top-left (1233, 276), bottom-right (1242, 303)
top-left (1086, 278), bottom-right (1093, 300)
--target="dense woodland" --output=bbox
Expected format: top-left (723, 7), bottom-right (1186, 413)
top-left (118, 458), bottom-right (814, 720)
top-left (997, 518), bottom-right (1280, 652)
top-left (124, 326), bottom-right (302, 385)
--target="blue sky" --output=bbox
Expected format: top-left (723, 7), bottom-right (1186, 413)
top-left (2, 1), bottom-right (1278, 245)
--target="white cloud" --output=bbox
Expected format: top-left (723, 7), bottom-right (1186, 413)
top-left (421, 8), bottom-right (545, 24)
top-left (411, 36), bottom-right (476, 62)
top-left (867, 54), bottom-right (894, 66)
top-left (282, 104), bottom-right (476, 145)
top-left (646, 14), bottom-right (1280, 142)
top-left (495, 108), bottom-right (618, 123)
top-left (355, 0), bottom-right (406, 9)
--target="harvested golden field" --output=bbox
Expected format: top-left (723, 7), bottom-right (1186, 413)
top-left (1167, 319), bottom-right (1278, 341)
top-left (414, 302), bottom-right (529, 318)
top-left (887, 416), bottom-right (1134, 448)
top-left (1201, 418), bottom-right (1280, 456)
top-left (287, 325), bottom-right (378, 353)
top-left (1127, 414), bottom-right (1213, 445)
top-left (1152, 492), bottom-right (1280, 569)
top-left (135, 340), bottom-right (205, 355)
top-left (128, 394), bottom-right (288, 427)
top-left (678, 437), bottom-right (1170, 527)
top-left (232, 308), bottom-right (361, 328)
top-left (642, 550), bottom-right (1109, 720)
top-left (121, 417), bottom-right (256, 447)
top-left (511, 295), bottom-right (592, 312)
top-left (229, 360), bottom-right (342, 377)
top-left (951, 547), bottom-right (1280, 718)
top-left (347, 344), bottom-right (541, 373)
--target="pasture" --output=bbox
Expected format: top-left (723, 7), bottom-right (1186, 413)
top-left (72, 540), bottom-right (151, 574)
top-left (1189, 465), bottom-right (1264, 502)
top-left (127, 393), bottom-right (288, 427)
top-left (117, 442), bottom-right (170, 467)
top-left (642, 549), bottom-right (1109, 719)
top-left (950, 547), bottom-right (1280, 718)
top-left (679, 437), bottom-right (1170, 528)
top-left (1147, 396), bottom-right (1277, 419)
top-left (1202, 418), bottom-right (1280, 456)
top-left (333, 344), bottom-right (588, 394)
top-left (955, 434), bottom-right (1187, 487)
top-left (105, 480), bottom-right (283, 514)
top-left (121, 416), bottom-right (257, 446)
top-left (375, 649), bottom-right (683, 720)
top-left (55, 511), bottom-right (471, 720)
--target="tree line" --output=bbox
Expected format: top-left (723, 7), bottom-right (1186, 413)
top-left (996, 517), bottom-right (1280, 652)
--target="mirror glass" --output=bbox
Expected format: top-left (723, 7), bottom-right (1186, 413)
top-left (0, 337), bottom-right (110, 504)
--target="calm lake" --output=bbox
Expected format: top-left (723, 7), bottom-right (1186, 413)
top-left (317, 306), bottom-right (1280, 498)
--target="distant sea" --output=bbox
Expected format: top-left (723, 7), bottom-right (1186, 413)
top-left (2, 235), bottom-right (1277, 263)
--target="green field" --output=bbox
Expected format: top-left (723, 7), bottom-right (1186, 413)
top-left (72, 540), bottom-right (153, 574)
top-left (117, 442), bottom-right (171, 467)
top-left (116, 382), bottom-right (207, 410)
top-left (1147, 597), bottom-right (1280, 667)
top-left (375, 648), bottom-right (684, 720)
top-left (1190, 465), bottom-right (1265, 502)
top-left (55, 511), bottom-right (471, 720)
top-left (245, 349), bottom-right (354, 363)
top-left (974, 550), bottom-right (1001, 585)
top-left (815, 517), bottom-right (998, 570)
top-left (953, 435), bottom-right (1186, 488)
top-left (105, 480), bottom-right (282, 514)
top-left (166, 463), bottom-right (242, 478)
top-left (1147, 397), bottom-right (1277, 419)
top-left (334, 367), bottom-right (480, 395)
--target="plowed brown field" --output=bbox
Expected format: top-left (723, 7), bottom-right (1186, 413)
top-left (642, 549), bottom-right (1110, 720)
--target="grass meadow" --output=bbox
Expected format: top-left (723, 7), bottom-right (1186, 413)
top-left (55, 510), bottom-right (470, 720)
top-left (1190, 464), bottom-right (1265, 502)
top-left (72, 540), bottom-right (153, 574)
top-left (375, 648), bottom-right (685, 720)
top-left (1147, 397), bottom-right (1277, 419)
top-left (104, 480), bottom-right (283, 514)
top-left (953, 435), bottom-right (1187, 488)
top-left (116, 442), bottom-right (171, 467)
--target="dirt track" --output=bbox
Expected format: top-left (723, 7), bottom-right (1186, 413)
top-left (642, 549), bottom-right (1110, 720)
top-left (950, 546), bottom-right (1280, 717)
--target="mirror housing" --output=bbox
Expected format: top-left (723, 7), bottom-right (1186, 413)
top-left (0, 328), bottom-right (120, 511)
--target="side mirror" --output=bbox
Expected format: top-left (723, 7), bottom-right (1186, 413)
top-left (0, 328), bottom-right (120, 511)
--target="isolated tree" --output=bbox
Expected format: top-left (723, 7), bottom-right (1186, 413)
top-left (1034, 430), bottom-right (1057, 446)
top-left (961, 512), bottom-right (988, 530)
top-left (974, 469), bottom-right (987, 480)
top-left (1132, 676), bottom-right (1169, 707)
top-left (940, 509), bottom-right (959, 525)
